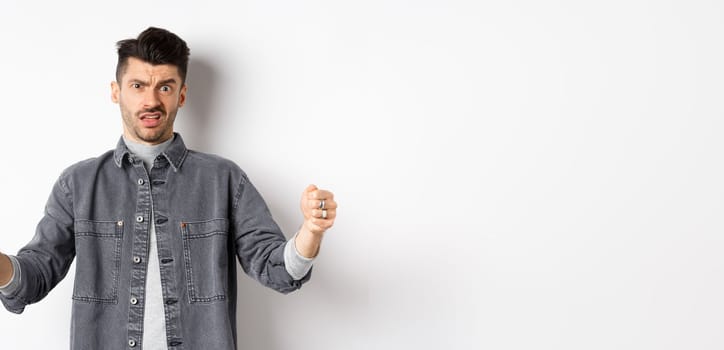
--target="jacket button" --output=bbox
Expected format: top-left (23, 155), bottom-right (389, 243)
top-left (136, 216), bottom-right (144, 223)
top-left (130, 297), bottom-right (138, 305)
top-left (137, 178), bottom-right (144, 185)
top-left (133, 256), bottom-right (141, 264)
top-left (128, 339), bottom-right (136, 347)
top-left (117, 221), bottom-right (123, 226)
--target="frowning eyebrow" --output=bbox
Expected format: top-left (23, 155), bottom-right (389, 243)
top-left (128, 78), bottom-right (179, 86)
top-left (157, 79), bottom-right (179, 86)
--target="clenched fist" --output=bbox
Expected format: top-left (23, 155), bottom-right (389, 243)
top-left (300, 184), bottom-right (337, 235)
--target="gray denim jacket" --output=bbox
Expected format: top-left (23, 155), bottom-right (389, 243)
top-left (0, 133), bottom-right (310, 349)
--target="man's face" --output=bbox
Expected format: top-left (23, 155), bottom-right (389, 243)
top-left (111, 57), bottom-right (187, 145)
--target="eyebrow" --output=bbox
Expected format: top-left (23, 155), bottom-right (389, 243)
top-left (158, 79), bottom-right (178, 86)
top-left (128, 78), bottom-right (179, 86)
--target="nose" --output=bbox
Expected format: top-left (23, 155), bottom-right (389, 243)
top-left (142, 88), bottom-right (161, 109)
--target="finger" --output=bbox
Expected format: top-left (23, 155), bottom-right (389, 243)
top-left (309, 217), bottom-right (335, 231)
top-left (303, 184), bottom-right (318, 195)
top-left (307, 199), bottom-right (338, 210)
top-left (307, 189), bottom-right (334, 200)
top-left (305, 217), bottom-right (327, 233)
top-left (312, 209), bottom-right (337, 220)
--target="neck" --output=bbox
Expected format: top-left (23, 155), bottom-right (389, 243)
top-left (123, 131), bottom-right (174, 146)
top-left (123, 134), bottom-right (174, 170)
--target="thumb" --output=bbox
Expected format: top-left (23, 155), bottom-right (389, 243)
top-left (304, 184), bottom-right (318, 194)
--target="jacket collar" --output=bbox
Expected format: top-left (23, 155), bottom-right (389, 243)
top-left (113, 132), bottom-right (189, 171)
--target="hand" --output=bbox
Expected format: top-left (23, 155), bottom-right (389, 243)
top-left (300, 184), bottom-right (337, 236)
top-left (0, 252), bottom-right (13, 286)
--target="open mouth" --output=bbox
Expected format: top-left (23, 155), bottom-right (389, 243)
top-left (139, 112), bottom-right (163, 127)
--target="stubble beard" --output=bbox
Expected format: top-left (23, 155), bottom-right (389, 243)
top-left (121, 106), bottom-right (176, 145)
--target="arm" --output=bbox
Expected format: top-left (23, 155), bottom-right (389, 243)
top-left (232, 175), bottom-right (337, 293)
top-left (0, 174), bottom-right (76, 313)
top-left (232, 174), bottom-right (305, 293)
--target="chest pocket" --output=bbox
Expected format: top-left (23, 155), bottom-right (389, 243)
top-left (73, 219), bottom-right (123, 303)
top-left (181, 218), bottom-right (229, 303)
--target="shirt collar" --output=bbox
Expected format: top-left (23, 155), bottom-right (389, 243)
top-left (114, 132), bottom-right (189, 171)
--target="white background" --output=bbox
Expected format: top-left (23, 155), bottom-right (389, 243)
top-left (0, 1), bottom-right (722, 349)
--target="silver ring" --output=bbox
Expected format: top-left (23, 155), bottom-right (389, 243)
top-left (319, 199), bottom-right (326, 210)
top-left (322, 209), bottom-right (328, 219)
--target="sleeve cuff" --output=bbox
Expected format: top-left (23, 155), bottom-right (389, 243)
top-left (0, 255), bottom-right (21, 296)
top-left (283, 232), bottom-right (315, 280)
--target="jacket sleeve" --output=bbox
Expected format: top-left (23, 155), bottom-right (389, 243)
top-left (230, 173), bottom-right (311, 294)
top-left (0, 174), bottom-right (76, 313)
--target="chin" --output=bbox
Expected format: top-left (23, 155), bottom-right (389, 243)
top-left (136, 131), bottom-right (167, 144)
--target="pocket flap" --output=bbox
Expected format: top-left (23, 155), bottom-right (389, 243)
top-left (182, 218), bottom-right (229, 239)
top-left (75, 220), bottom-right (123, 238)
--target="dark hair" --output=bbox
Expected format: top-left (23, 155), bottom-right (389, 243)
top-left (115, 27), bottom-right (190, 83)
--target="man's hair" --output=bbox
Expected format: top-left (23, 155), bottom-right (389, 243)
top-left (115, 27), bottom-right (190, 84)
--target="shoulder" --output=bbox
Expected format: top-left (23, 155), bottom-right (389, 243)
top-left (183, 149), bottom-right (249, 179)
top-left (59, 150), bottom-right (116, 180)
top-left (48, 149), bottom-right (115, 195)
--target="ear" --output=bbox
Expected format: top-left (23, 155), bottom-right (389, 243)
top-left (178, 84), bottom-right (188, 107)
top-left (111, 81), bottom-right (120, 104)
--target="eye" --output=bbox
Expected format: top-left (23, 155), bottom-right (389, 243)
top-left (160, 85), bottom-right (171, 92)
top-left (131, 83), bottom-right (141, 89)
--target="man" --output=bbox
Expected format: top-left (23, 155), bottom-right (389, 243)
top-left (0, 27), bottom-right (337, 349)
